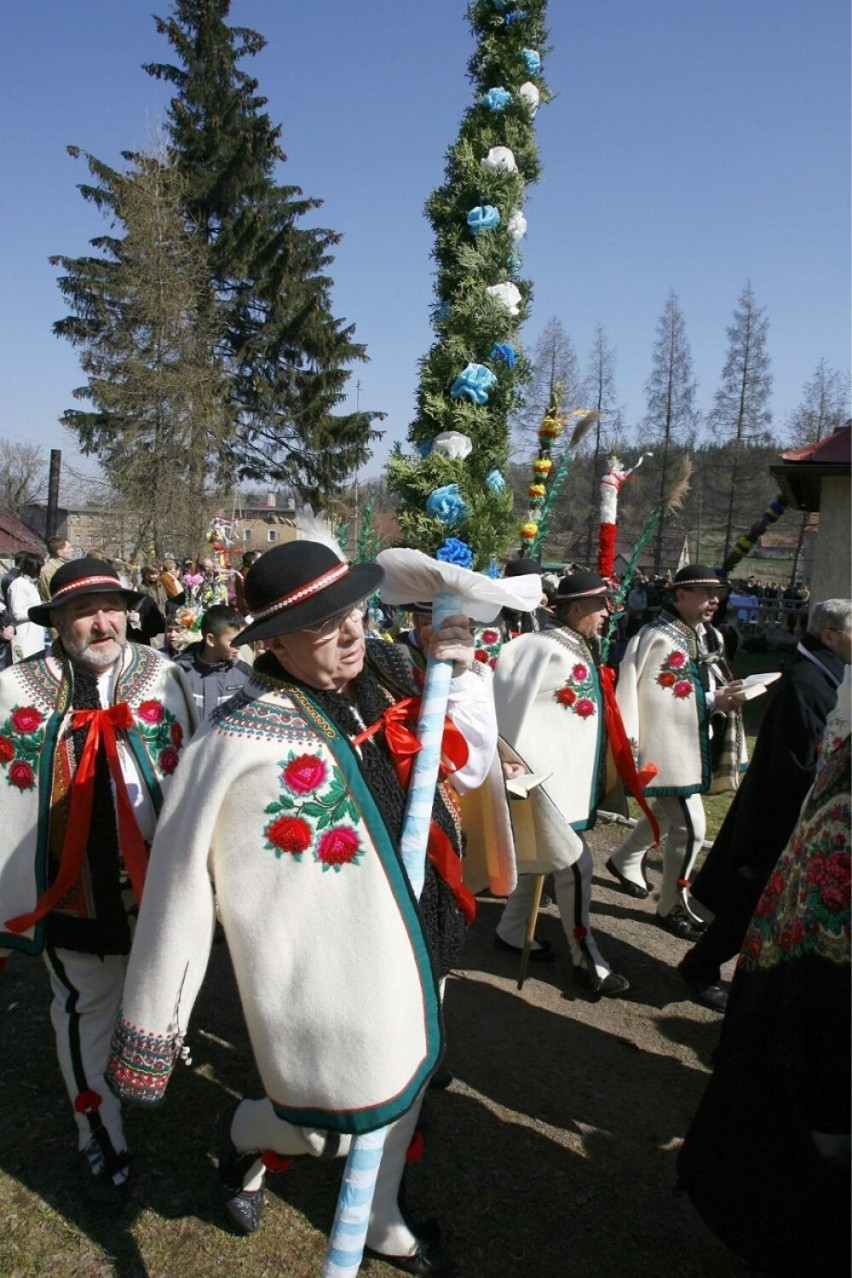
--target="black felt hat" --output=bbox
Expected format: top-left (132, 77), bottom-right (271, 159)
top-left (502, 557), bottom-right (542, 578)
top-left (672, 564), bottom-right (727, 590)
top-left (554, 570), bottom-right (613, 603)
top-left (235, 541), bottom-right (384, 644)
top-left (28, 558), bottom-right (144, 626)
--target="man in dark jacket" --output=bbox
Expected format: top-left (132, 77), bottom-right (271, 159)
top-left (679, 597), bottom-right (851, 1010)
top-left (175, 603), bottom-right (252, 720)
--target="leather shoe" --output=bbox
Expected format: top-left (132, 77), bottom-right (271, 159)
top-left (656, 912), bottom-right (704, 942)
top-left (217, 1102), bottom-right (264, 1235)
top-left (605, 857), bottom-right (650, 899)
top-left (367, 1218), bottom-right (456, 1274)
top-left (79, 1147), bottom-right (131, 1207)
top-left (573, 964), bottom-right (630, 998)
top-left (678, 967), bottom-right (728, 1012)
top-left (494, 932), bottom-right (555, 962)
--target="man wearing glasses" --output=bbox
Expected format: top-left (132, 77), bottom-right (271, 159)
top-left (107, 537), bottom-right (495, 1273)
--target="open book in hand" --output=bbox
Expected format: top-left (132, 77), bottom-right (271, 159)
top-left (731, 671), bottom-right (782, 702)
top-left (506, 771), bottom-right (552, 798)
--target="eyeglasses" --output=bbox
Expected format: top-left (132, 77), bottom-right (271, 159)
top-left (302, 603), bottom-right (368, 640)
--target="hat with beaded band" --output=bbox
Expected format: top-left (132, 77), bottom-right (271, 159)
top-left (235, 541), bottom-right (384, 645)
top-left (28, 558), bottom-right (144, 626)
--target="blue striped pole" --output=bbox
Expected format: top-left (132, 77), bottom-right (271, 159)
top-left (323, 588), bottom-right (461, 1277)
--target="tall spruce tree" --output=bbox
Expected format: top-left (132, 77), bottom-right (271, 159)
top-left (386, 1), bottom-right (551, 567)
top-left (52, 152), bottom-right (227, 558)
top-left (785, 358), bottom-right (851, 445)
top-left (706, 282), bottom-right (773, 561)
top-left (642, 291), bottom-right (699, 574)
top-left (54, 0), bottom-right (382, 506)
top-left (511, 316), bottom-right (580, 451)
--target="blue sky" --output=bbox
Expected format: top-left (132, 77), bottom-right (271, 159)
top-left (0, 0), bottom-right (849, 489)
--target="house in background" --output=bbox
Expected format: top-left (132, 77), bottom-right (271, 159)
top-left (613, 526), bottom-right (690, 579)
top-left (771, 424), bottom-right (850, 609)
top-left (0, 512), bottom-right (47, 570)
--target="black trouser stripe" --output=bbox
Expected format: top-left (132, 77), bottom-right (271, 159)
top-left (46, 945), bottom-right (87, 1093)
top-left (676, 797), bottom-right (697, 881)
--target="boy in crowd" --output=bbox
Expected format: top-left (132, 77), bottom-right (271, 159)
top-left (175, 604), bottom-right (252, 719)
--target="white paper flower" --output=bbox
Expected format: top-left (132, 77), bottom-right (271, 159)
top-left (486, 281), bottom-right (522, 315)
top-left (482, 146), bottom-right (517, 174)
top-left (431, 430), bottom-right (473, 461)
top-left (377, 548), bottom-right (542, 624)
top-left (507, 210), bottom-right (527, 241)
top-left (519, 81), bottom-right (540, 116)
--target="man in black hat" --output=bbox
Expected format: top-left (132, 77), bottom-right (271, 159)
top-left (490, 569), bottom-right (642, 996)
top-left (106, 539), bottom-right (495, 1269)
top-left (606, 564), bottom-right (744, 941)
top-left (0, 558), bottom-right (197, 1204)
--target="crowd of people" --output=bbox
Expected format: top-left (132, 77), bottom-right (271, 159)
top-left (0, 534), bottom-right (847, 1276)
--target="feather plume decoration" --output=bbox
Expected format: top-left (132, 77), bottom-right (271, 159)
top-left (295, 505), bottom-right (346, 560)
top-left (663, 455), bottom-right (693, 515)
top-left (566, 410), bottom-right (602, 451)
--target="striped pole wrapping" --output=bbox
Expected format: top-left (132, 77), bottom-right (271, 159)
top-left (323, 588), bottom-right (462, 1277)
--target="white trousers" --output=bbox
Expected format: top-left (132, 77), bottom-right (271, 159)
top-left (230, 1091), bottom-right (426, 1256)
top-left (609, 794), bottom-right (706, 917)
top-left (42, 947), bottom-right (128, 1157)
top-left (496, 837), bottom-right (612, 978)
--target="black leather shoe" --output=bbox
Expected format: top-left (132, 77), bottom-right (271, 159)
top-left (79, 1147), bottom-right (131, 1207)
top-left (605, 857), bottom-right (650, 899)
top-left (217, 1102), bottom-right (264, 1235)
top-left (656, 912), bottom-right (704, 942)
top-left (679, 968), bottom-right (728, 1012)
top-left (494, 932), bottom-right (555, 962)
top-left (367, 1218), bottom-right (456, 1274)
top-left (573, 964), bottom-right (630, 998)
top-left (428, 1065), bottom-right (454, 1091)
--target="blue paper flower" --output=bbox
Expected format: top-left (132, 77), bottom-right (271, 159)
top-left (521, 48), bottom-right (541, 76)
top-left (491, 0), bottom-right (513, 11)
top-left (481, 87), bottom-right (512, 113)
top-left (418, 438), bottom-right (433, 458)
top-left (486, 559), bottom-right (501, 579)
top-left (486, 469), bottom-right (507, 494)
top-left (467, 205), bottom-right (501, 235)
top-left (489, 343), bottom-right (517, 368)
top-left (450, 363), bottom-right (498, 405)
top-left (507, 250), bottom-right (522, 277)
top-left (427, 484), bottom-right (468, 527)
top-left (504, 9), bottom-right (528, 24)
top-left (436, 537), bottom-right (474, 569)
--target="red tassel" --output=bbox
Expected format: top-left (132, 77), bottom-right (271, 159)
top-left (74, 1089), bottom-right (102, 1114)
top-left (406, 1129), bottom-right (425, 1163)
top-left (261, 1150), bottom-right (293, 1174)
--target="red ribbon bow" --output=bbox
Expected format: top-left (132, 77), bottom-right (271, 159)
top-left (353, 695), bottom-right (477, 924)
top-left (5, 703), bottom-right (149, 935)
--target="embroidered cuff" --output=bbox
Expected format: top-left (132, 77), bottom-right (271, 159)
top-left (106, 1017), bottom-right (182, 1106)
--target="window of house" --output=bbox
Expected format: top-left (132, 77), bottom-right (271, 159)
top-left (267, 529), bottom-right (277, 543)
top-left (243, 528), bottom-right (252, 542)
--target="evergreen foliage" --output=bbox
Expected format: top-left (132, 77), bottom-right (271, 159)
top-left (53, 0), bottom-right (383, 507)
top-left (387, 0), bottom-right (551, 568)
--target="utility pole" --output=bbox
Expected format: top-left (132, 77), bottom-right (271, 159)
top-left (46, 450), bottom-right (61, 541)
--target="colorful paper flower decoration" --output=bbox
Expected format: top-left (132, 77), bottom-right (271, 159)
top-left (486, 469), bottom-right (507, 493)
top-left (450, 363), bottom-right (497, 404)
top-left (491, 0), bottom-right (512, 10)
top-left (504, 9), bottom-right (528, 24)
top-left (482, 146), bottom-right (517, 174)
top-left (426, 484), bottom-right (468, 526)
top-left (533, 457), bottom-right (553, 476)
top-left (519, 82), bottom-right (540, 115)
top-left (521, 49), bottom-right (541, 76)
top-left (528, 483), bottom-right (546, 501)
top-left (436, 537), bottom-right (474, 569)
top-left (432, 430), bottom-right (473, 461)
top-left (507, 210), bottom-right (527, 241)
top-left (481, 87), bottom-right (512, 112)
top-left (486, 282), bottom-right (522, 315)
top-left (507, 251), bottom-right (522, 277)
top-left (418, 438), bottom-right (433, 458)
top-left (489, 342), bottom-right (517, 367)
top-left (467, 205), bottom-right (501, 235)
top-left (519, 522), bottom-right (538, 544)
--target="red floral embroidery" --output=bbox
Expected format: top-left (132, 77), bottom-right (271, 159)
top-left (572, 663), bottom-right (589, 682)
top-left (474, 650), bottom-right (489, 663)
top-left (170, 721), bottom-right (184, 748)
top-left (657, 648), bottom-right (694, 698)
top-left (9, 760), bottom-right (35, 790)
top-left (667, 651), bottom-right (686, 669)
top-left (575, 698), bottom-right (595, 718)
top-left (159, 747), bottom-right (180, 775)
top-left (0, 736), bottom-right (14, 764)
top-left (489, 657), bottom-right (497, 669)
top-left (481, 629), bottom-right (499, 644)
top-left (267, 816), bottom-right (313, 856)
top-left (316, 825), bottom-right (362, 870)
top-left (137, 700), bottom-right (164, 724)
top-left (658, 671), bottom-right (676, 688)
top-left (10, 706), bottom-right (43, 734)
top-left (283, 753), bottom-right (327, 795)
top-left (556, 686), bottom-right (577, 707)
top-left (673, 680), bottom-right (693, 699)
